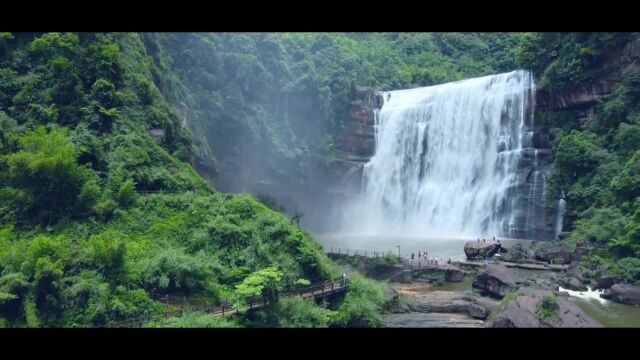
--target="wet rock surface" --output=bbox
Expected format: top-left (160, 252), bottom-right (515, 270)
top-left (468, 303), bottom-right (488, 319)
top-left (605, 284), bottom-right (640, 305)
top-left (595, 275), bottom-right (619, 290)
top-left (489, 288), bottom-right (601, 328)
top-left (464, 241), bottom-right (501, 260)
top-left (560, 265), bottom-right (587, 291)
top-left (472, 264), bottom-right (516, 298)
top-left (384, 312), bottom-right (484, 328)
top-left (534, 244), bottom-right (573, 264)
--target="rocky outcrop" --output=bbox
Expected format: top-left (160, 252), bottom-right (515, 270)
top-left (501, 243), bottom-right (528, 263)
top-left (604, 284), bottom-right (640, 305)
top-left (534, 245), bottom-right (573, 264)
top-left (537, 81), bottom-right (615, 113)
top-left (560, 265), bottom-right (587, 291)
top-left (464, 241), bottom-right (501, 260)
top-left (326, 87), bottom-right (383, 196)
top-left (536, 35), bottom-right (640, 129)
top-left (412, 267), bottom-right (465, 284)
top-left (595, 275), bottom-right (620, 290)
top-left (384, 312), bottom-right (484, 328)
top-left (573, 246), bottom-right (590, 261)
top-left (468, 303), bottom-right (488, 320)
top-left (472, 264), bottom-right (516, 298)
top-left (340, 87), bottom-right (383, 158)
top-left (489, 289), bottom-right (601, 328)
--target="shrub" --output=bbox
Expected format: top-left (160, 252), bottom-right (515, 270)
top-left (0, 126), bottom-right (88, 224)
top-left (234, 266), bottom-right (283, 308)
top-left (613, 257), bottom-right (640, 286)
top-left (331, 273), bottom-right (385, 328)
top-left (137, 249), bottom-right (220, 296)
top-left (537, 294), bottom-right (561, 324)
top-left (117, 179), bottom-right (137, 208)
top-left (147, 311), bottom-right (239, 328)
top-left (273, 297), bottom-right (337, 328)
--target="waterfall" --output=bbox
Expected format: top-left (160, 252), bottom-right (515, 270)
top-left (345, 70), bottom-right (549, 240)
top-left (555, 198), bottom-right (566, 239)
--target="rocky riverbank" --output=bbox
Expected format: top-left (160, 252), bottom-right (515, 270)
top-left (383, 239), bottom-right (640, 327)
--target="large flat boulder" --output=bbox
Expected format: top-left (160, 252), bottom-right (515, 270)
top-left (490, 289), bottom-right (601, 328)
top-left (472, 264), bottom-right (516, 298)
top-left (534, 245), bottom-right (573, 264)
top-left (560, 265), bottom-right (587, 291)
top-left (606, 284), bottom-right (640, 305)
top-left (464, 241), bottom-right (501, 260)
top-left (501, 243), bottom-right (528, 263)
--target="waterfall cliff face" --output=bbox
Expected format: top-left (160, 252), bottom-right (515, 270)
top-left (346, 70), bottom-right (552, 240)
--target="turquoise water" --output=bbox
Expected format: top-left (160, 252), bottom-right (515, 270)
top-left (559, 287), bottom-right (640, 327)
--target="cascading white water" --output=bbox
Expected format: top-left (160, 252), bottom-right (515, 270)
top-left (347, 70), bottom-right (541, 239)
top-left (555, 198), bottom-right (567, 239)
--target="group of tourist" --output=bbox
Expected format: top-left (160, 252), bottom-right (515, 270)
top-left (410, 251), bottom-right (444, 266)
top-left (477, 236), bottom-right (500, 243)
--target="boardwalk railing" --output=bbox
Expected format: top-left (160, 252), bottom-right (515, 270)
top-left (326, 247), bottom-right (453, 270)
top-left (404, 259), bottom-right (446, 269)
top-left (326, 247), bottom-right (395, 259)
top-left (102, 279), bottom-right (349, 328)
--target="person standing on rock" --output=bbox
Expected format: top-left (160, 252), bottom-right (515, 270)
top-left (411, 252), bottom-right (414, 260)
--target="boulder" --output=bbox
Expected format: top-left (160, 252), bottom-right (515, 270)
top-left (595, 275), bottom-right (619, 290)
top-left (490, 289), bottom-right (601, 328)
top-left (383, 286), bottom-right (399, 304)
top-left (464, 241), bottom-right (501, 260)
top-left (412, 300), bottom-right (470, 314)
top-left (445, 268), bottom-right (464, 282)
top-left (468, 303), bottom-right (488, 320)
top-left (561, 265), bottom-right (587, 291)
top-left (534, 245), bottom-right (573, 264)
top-left (561, 277), bottom-right (587, 291)
top-left (501, 243), bottom-right (527, 263)
top-left (573, 246), bottom-right (589, 261)
top-left (490, 315), bottom-right (514, 328)
top-left (525, 277), bottom-right (557, 291)
top-left (607, 284), bottom-right (640, 305)
top-left (472, 264), bottom-right (516, 298)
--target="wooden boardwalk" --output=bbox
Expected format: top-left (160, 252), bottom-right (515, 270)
top-left (104, 279), bottom-right (348, 328)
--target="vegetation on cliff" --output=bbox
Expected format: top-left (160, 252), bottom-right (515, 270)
top-left (0, 32), bottom-right (385, 327)
top-left (516, 32), bottom-right (640, 283)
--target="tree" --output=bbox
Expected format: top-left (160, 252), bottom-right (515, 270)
top-left (0, 126), bottom-right (92, 224)
top-left (117, 179), bottom-right (137, 208)
top-left (234, 266), bottom-right (283, 308)
top-left (291, 211), bottom-right (303, 228)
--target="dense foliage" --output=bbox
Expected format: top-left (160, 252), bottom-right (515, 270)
top-left (0, 32), bottom-right (350, 327)
top-left (516, 33), bottom-right (640, 279)
top-left (3, 31), bottom-right (640, 326)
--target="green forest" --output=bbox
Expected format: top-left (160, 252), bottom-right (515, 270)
top-left (1, 32), bottom-right (640, 327)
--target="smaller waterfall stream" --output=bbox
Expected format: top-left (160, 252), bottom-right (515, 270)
top-left (554, 198), bottom-right (566, 239)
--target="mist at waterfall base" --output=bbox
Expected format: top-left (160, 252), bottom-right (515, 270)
top-left (330, 71), bottom-right (554, 249)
